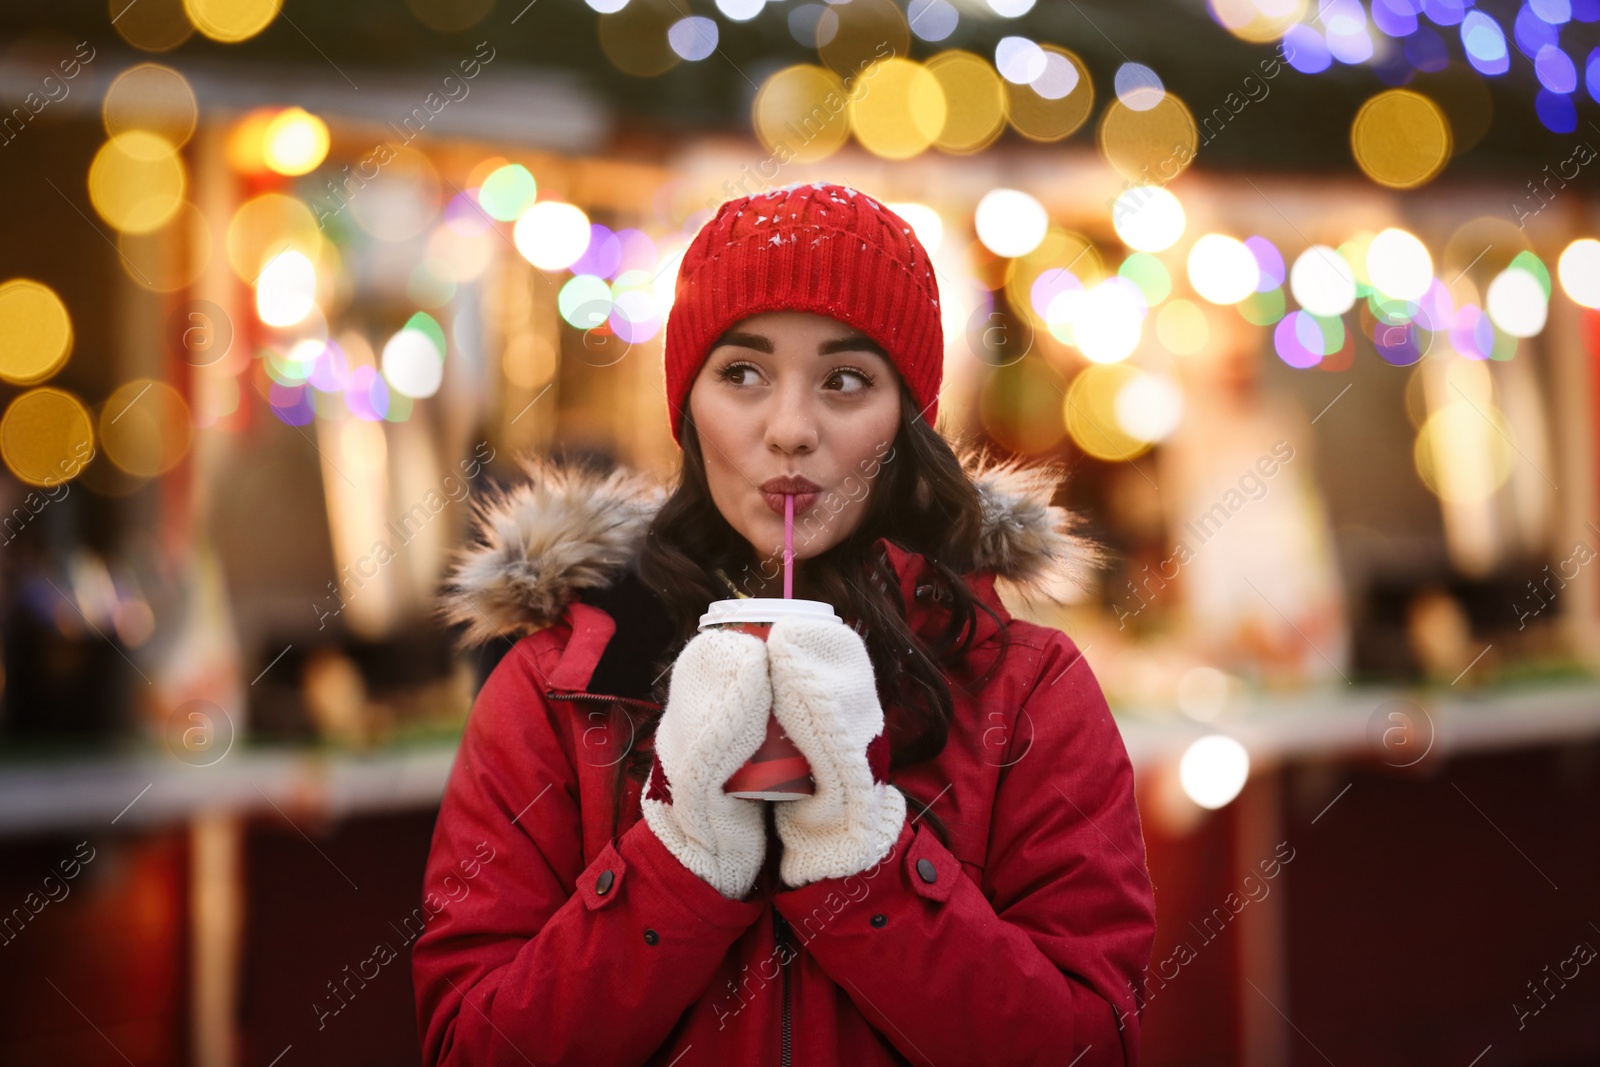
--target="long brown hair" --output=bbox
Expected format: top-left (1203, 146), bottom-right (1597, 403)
top-left (612, 377), bottom-right (1014, 847)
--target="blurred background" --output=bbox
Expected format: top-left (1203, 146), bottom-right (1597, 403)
top-left (0, 0), bottom-right (1597, 1063)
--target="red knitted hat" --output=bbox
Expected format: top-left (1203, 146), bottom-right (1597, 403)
top-left (663, 181), bottom-right (944, 448)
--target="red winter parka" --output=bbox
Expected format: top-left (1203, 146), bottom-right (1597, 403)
top-left (412, 451), bottom-right (1157, 1066)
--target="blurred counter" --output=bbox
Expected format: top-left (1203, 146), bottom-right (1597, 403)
top-left (3, 678), bottom-right (1598, 838)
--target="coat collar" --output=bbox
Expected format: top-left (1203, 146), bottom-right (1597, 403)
top-left (439, 439), bottom-right (1101, 701)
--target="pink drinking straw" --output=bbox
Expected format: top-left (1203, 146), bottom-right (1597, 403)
top-left (783, 493), bottom-right (794, 599)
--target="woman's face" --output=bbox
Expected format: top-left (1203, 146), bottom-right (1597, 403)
top-left (687, 309), bottom-right (903, 565)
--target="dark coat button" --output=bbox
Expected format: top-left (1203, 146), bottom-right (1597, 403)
top-left (870, 914), bottom-right (887, 927)
top-left (644, 928), bottom-right (659, 945)
top-left (916, 858), bottom-right (937, 884)
top-left (596, 869), bottom-right (615, 895)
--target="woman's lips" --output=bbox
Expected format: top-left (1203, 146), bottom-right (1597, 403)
top-left (762, 491), bottom-right (819, 516)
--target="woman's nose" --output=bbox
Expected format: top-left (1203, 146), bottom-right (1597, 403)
top-left (765, 383), bottom-right (818, 453)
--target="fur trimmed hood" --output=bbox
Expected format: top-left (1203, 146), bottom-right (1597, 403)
top-left (438, 440), bottom-right (1103, 648)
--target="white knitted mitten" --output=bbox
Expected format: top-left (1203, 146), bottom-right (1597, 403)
top-left (767, 616), bottom-right (907, 889)
top-left (640, 629), bottom-right (773, 901)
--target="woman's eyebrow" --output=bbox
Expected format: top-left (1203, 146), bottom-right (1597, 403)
top-left (713, 330), bottom-right (888, 358)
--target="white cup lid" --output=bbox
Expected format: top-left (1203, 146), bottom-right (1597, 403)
top-left (698, 597), bottom-right (840, 630)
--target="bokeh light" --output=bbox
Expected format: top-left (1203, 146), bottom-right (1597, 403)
top-left (183, 0), bottom-right (282, 42)
top-left (255, 251), bottom-right (318, 328)
top-left (1187, 235), bottom-right (1260, 305)
top-left (1179, 735), bottom-right (1250, 809)
top-left (0, 280), bottom-right (73, 386)
top-left (1065, 362), bottom-right (1154, 461)
top-left (263, 107), bottom-right (330, 176)
top-left (975, 188), bottom-right (1049, 259)
top-left (848, 57), bottom-right (946, 159)
top-left (1112, 186), bottom-right (1186, 253)
top-left (100, 379), bottom-right (192, 477)
top-left (102, 63), bottom-right (198, 149)
top-left (1558, 239), bottom-right (1600, 307)
top-left (924, 50), bottom-right (1007, 155)
top-left (513, 201), bottom-right (593, 271)
top-left (1486, 267), bottom-right (1549, 337)
top-left (753, 65), bottom-right (851, 163)
top-left (1290, 245), bottom-right (1357, 316)
top-left (478, 164), bottom-right (537, 222)
top-left (1, 388), bottom-right (94, 487)
top-left (1351, 89), bottom-right (1453, 188)
top-left (1366, 228), bottom-right (1434, 302)
top-left (88, 131), bottom-right (187, 234)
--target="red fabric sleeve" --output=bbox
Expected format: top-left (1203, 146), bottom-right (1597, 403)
top-left (412, 634), bottom-right (767, 1067)
top-left (770, 632), bottom-right (1157, 1066)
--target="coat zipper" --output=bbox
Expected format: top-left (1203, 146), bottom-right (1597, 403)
top-left (773, 910), bottom-right (793, 1067)
top-left (545, 691), bottom-right (661, 710)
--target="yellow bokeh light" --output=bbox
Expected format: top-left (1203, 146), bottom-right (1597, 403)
top-left (1208, 0), bottom-right (1307, 42)
top-left (100, 379), bottom-right (193, 478)
top-left (112, 0), bottom-right (197, 52)
top-left (1156, 298), bottom-right (1209, 355)
top-left (1414, 403), bottom-right (1514, 504)
top-left (117, 201), bottom-right (213, 293)
top-left (1004, 45), bottom-right (1093, 143)
top-left (1, 388), bottom-right (95, 488)
top-left (1351, 89), bottom-right (1452, 189)
top-left (227, 193), bottom-right (321, 282)
top-left (818, 0), bottom-right (910, 84)
top-left (183, 0), bottom-right (282, 43)
top-left (1098, 93), bottom-right (1199, 183)
top-left (979, 358), bottom-right (1069, 456)
top-left (1065, 363), bottom-right (1154, 462)
top-left (753, 64), bottom-right (852, 164)
top-left (0, 280), bottom-right (73, 386)
top-left (1005, 226), bottom-right (1105, 325)
top-left (848, 58), bottom-right (946, 160)
top-left (924, 50), bottom-right (1007, 155)
top-left (226, 108), bottom-right (277, 175)
top-left (103, 63), bottom-right (199, 149)
top-left (88, 131), bottom-right (187, 235)
top-left (597, 0), bottom-right (681, 78)
top-left (263, 107), bottom-right (330, 176)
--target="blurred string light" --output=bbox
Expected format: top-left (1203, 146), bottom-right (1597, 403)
top-left (848, 57), bottom-right (947, 158)
top-left (477, 163), bottom-right (537, 221)
top-left (1351, 89), bottom-right (1452, 188)
top-left (89, 131), bottom-right (187, 234)
top-left (1, 388), bottom-right (94, 487)
top-left (975, 188), bottom-right (1048, 258)
top-left (263, 107), bottom-right (330, 176)
top-left (1290, 245), bottom-right (1357, 316)
top-left (100, 379), bottom-right (192, 477)
top-left (668, 16), bottom-right (718, 60)
top-left (382, 313), bottom-right (446, 399)
top-left (114, 0), bottom-right (198, 52)
top-left (1559, 239), bottom-right (1600, 307)
top-left (1064, 363), bottom-right (1154, 459)
top-left (1113, 63), bottom-right (1166, 110)
top-left (1115, 370), bottom-right (1185, 443)
top-left (907, 0), bottom-right (959, 42)
top-left (1004, 45), bottom-right (1094, 142)
top-left (923, 51), bottom-right (1007, 153)
top-left (183, 0), bottom-right (282, 42)
top-left (1112, 186), bottom-right (1186, 252)
top-left (1157, 299), bottom-right (1208, 355)
top-left (255, 250), bottom-right (317, 327)
top-left (1179, 735), bottom-right (1250, 809)
top-left (0, 280), bottom-right (73, 386)
top-left (1366, 228), bottom-right (1433, 302)
top-left (1247, 235), bottom-right (1286, 291)
top-left (987, 0), bottom-right (1036, 15)
top-left (1187, 234), bottom-right (1260, 305)
top-left (514, 201), bottom-right (593, 271)
top-left (1486, 264), bottom-right (1549, 336)
top-left (716, 0), bottom-right (765, 22)
top-left (1048, 277), bottom-right (1146, 363)
top-left (103, 63), bottom-right (199, 149)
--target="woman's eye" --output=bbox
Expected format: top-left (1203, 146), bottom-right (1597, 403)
top-left (718, 362), bottom-right (758, 386)
top-left (828, 368), bottom-right (875, 393)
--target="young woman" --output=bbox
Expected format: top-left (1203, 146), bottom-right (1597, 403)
top-left (412, 181), bottom-right (1156, 1065)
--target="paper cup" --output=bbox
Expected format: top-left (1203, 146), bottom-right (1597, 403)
top-left (700, 598), bottom-right (839, 801)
